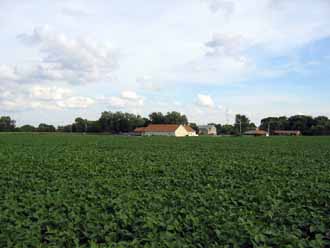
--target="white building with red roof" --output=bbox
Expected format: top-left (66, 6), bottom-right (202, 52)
top-left (134, 124), bottom-right (197, 137)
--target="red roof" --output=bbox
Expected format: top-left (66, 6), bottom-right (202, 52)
top-left (274, 130), bottom-right (301, 134)
top-left (134, 127), bottom-right (146, 133)
top-left (184, 125), bottom-right (195, 132)
top-left (144, 124), bottom-right (181, 132)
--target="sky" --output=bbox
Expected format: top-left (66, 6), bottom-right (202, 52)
top-left (0, 0), bottom-right (330, 126)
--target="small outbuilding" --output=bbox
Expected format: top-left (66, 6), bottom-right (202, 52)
top-left (198, 125), bottom-right (217, 136)
top-left (273, 130), bottom-right (301, 136)
top-left (244, 128), bottom-right (269, 137)
top-left (133, 127), bottom-right (146, 136)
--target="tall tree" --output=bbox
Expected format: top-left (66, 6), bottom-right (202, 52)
top-left (37, 123), bottom-right (56, 132)
top-left (19, 125), bottom-right (36, 132)
top-left (235, 114), bottom-right (253, 135)
top-left (164, 111), bottom-right (188, 125)
top-left (0, 116), bottom-right (16, 131)
top-left (73, 117), bottom-right (87, 132)
top-left (149, 112), bottom-right (166, 124)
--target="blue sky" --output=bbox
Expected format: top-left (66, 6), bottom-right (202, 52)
top-left (0, 0), bottom-right (330, 126)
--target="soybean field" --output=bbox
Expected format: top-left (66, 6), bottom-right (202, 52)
top-left (0, 133), bottom-right (330, 247)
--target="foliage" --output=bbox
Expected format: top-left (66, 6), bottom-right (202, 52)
top-left (234, 114), bottom-right (256, 134)
top-left (0, 134), bottom-right (330, 247)
top-left (19, 125), bottom-right (36, 132)
top-left (99, 112), bottom-right (146, 133)
top-left (149, 111), bottom-right (188, 125)
top-left (260, 115), bottom-right (330, 135)
top-left (0, 116), bottom-right (16, 131)
top-left (37, 123), bottom-right (56, 132)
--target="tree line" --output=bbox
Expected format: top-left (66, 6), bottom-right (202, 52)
top-left (0, 111), bottom-right (189, 134)
top-left (1, 112), bottom-right (330, 135)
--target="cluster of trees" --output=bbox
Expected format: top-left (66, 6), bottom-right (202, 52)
top-left (0, 116), bottom-right (16, 131)
top-left (0, 117), bottom-right (57, 132)
top-left (260, 115), bottom-right (330, 135)
top-left (49, 111), bottom-right (188, 134)
top-left (2, 113), bottom-right (330, 136)
top-left (209, 114), bottom-right (256, 135)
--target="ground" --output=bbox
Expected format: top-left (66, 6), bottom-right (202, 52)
top-left (0, 134), bottom-right (330, 247)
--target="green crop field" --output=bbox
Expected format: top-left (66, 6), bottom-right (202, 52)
top-left (0, 134), bottom-right (330, 247)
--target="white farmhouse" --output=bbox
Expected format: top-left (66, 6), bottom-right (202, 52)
top-left (135, 124), bottom-right (198, 137)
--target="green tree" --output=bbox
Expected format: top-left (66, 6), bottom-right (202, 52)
top-left (219, 124), bottom-right (236, 135)
top-left (164, 111), bottom-right (188, 125)
top-left (99, 111), bottom-right (146, 133)
top-left (73, 117), bottom-right (87, 132)
top-left (189, 123), bottom-right (199, 133)
top-left (37, 123), bottom-right (56, 132)
top-left (260, 116), bottom-right (289, 133)
top-left (0, 116), bottom-right (16, 131)
top-left (149, 112), bottom-right (166, 124)
top-left (19, 125), bottom-right (36, 132)
top-left (235, 114), bottom-right (253, 135)
top-left (288, 115), bottom-right (315, 135)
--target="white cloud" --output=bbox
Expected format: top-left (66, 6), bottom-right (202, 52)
top-left (205, 33), bottom-right (247, 57)
top-left (204, 0), bottom-right (235, 15)
top-left (0, 85), bottom-right (94, 111)
top-left (120, 91), bottom-right (140, 100)
top-left (10, 26), bottom-right (117, 85)
top-left (106, 91), bottom-right (144, 109)
top-left (0, 64), bottom-right (19, 81)
top-left (30, 86), bottom-right (72, 100)
top-left (61, 7), bottom-right (92, 18)
top-left (196, 94), bottom-right (215, 108)
top-left (57, 96), bottom-right (94, 109)
top-left (136, 76), bottom-right (161, 91)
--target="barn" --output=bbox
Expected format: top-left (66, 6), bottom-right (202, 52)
top-left (135, 124), bottom-right (197, 137)
top-left (244, 128), bottom-right (269, 137)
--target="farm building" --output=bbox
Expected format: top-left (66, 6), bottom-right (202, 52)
top-left (133, 127), bottom-right (146, 136)
top-left (198, 125), bottom-right (217, 136)
top-left (273, 130), bottom-right (301, 136)
top-left (244, 128), bottom-right (269, 137)
top-left (135, 124), bottom-right (197, 137)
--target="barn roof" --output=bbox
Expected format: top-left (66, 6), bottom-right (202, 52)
top-left (184, 125), bottom-right (195, 132)
top-left (244, 129), bottom-right (268, 135)
top-left (144, 124), bottom-right (181, 132)
top-left (134, 127), bottom-right (146, 133)
top-left (274, 130), bottom-right (301, 134)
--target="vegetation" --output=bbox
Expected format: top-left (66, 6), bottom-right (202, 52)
top-left (0, 134), bottom-right (330, 247)
top-left (2, 112), bottom-right (330, 135)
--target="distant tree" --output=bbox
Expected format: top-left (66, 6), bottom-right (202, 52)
top-left (234, 114), bottom-right (253, 135)
top-left (149, 112), bottom-right (166, 124)
top-left (99, 111), bottom-right (146, 133)
top-left (86, 121), bottom-right (102, 133)
top-left (164, 111), bottom-right (188, 125)
top-left (310, 116), bottom-right (330, 135)
top-left (214, 124), bottom-right (222, 135)
top-left (260, 116), bottom-right (289, 133)
top-left (0, 116), bottom-right (16, 131)
top-left (288, 115), bottom-right (315, 135)
top-left (57, 125), bottom-right (72, 132)
top-left (219, 124), bottom-right (236, 135)
top-left (189, 123), bottom-right (199, 132)
top-left (37, 123), bottom-right (56, 132)
top-left (74, 117), bottom-right (87, 132)
top-left (143, 117), bottom-right (151, 127)
top-left (19, 125), bottom-right (36, 132)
